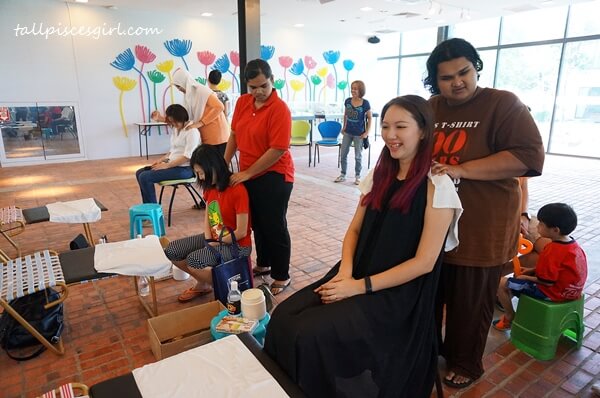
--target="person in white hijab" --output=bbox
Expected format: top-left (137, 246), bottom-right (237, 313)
top-left (152, 68), bottom-right (229, 154)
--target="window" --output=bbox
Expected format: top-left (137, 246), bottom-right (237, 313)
top-left (500, 6), bottom-right (568, 45)
top-left (567, 1), bottom-right (600, 37)
top-left (449, 17), bottom-right (500, 48)
top-left (477, 49), bottom-right (498, 89)
top-left (398, 56), bottom-right (430, 98)
top-left (400, 27), bottom-right (438, 55)
top-left (551, 40), bottom-right (600, 158)
top-left (370, 58), bottom-right (399, 113)
top-left (373, 33), bottom-right (400, 58)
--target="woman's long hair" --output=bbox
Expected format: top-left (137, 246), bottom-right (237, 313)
top-left (362, 95), bottom-right (434, 213)
top-left (190, 144), bottom-right (232, 192)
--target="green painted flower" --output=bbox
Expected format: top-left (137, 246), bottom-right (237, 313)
top-left (195, 77), bottom-right (207, 85)
top-left (147, 70), bottom-right (166, 84)
top-left (337, 81), bottom-right (348, 90)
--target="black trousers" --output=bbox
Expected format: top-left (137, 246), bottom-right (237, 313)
top-left (435, 262), bottom-right (503, 380)
top-left (244, 172), bottom-right (293, 281)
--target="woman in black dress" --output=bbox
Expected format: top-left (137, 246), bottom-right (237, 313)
top-left (264, 95), bottom-right (462, 397)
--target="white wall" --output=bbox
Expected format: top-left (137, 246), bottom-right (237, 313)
top-left (0, 0), bottom-right (378, 163)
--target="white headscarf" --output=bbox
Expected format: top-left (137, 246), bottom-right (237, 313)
top-left (172, 68), bottom-right (213, 123)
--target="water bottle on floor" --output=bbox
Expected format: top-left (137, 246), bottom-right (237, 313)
top-left (139, 276), bottom-right (150, 297)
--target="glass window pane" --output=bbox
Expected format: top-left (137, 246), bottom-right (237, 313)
top-left (567, 1), bottom-right (600, 37)
top-left (449, 17), bottom-right (500, 48)
top-left (500, 6), bottom-right (567, 44)
top-left (495, 44), bottom-right (563, 149)
top-left (398, 56), bottom-right (431, 98)
top-left (478, 49), bottom-right (497, 89)
top-left (400, 27), bottom-right (438, 55)
top-left (551, 40), bottom-right (600, 158)
top-left (371, 58), bottom-right (399, 113)
top-left (373, 33), bottom-right (400, 58)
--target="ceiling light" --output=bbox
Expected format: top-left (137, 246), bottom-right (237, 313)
top-left (294, 23), bottom-right (304, 27)
top-left (201, 12), bottom-right (213, 17)
top-left (75, 0), bottom-right (88, 3)
top-left (360, 7), bottom-right (373, 11)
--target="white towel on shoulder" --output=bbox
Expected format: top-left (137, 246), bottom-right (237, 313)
top-left (94, 235), bottom-right (172, 276)
top-left (47, 198), bottom-right (101, 223)
top-left (357, 169), bottom-right (463, 251)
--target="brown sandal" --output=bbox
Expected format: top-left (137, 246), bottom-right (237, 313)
top-left (178, 287), bottom-right (212, 302)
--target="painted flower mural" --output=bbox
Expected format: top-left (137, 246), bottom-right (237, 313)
top-left (134, 45), bottom-right (156, 123)
top-left (147, 70), bottom-right (166, 135)
top-left (343, 59), bottom-right (355, 98)
top-left (164, 39), bottom-right (192, 70)
top-left (323, 50), bottom-right (340, 101)
top-left (290, 80), bottom-right (305, 101)
top-left (112, 76), bottom-right (137, 136)
top-left (214, 53), bottom-right (239, 94)
top-left (157, 60), bottom-right (175, 110)
top-left (278, 56), bottom-right (293, 101)
top-left (260, 45), bottom-right (275, 61)
top-left (197, 51), bottom-right (216, 80)
top-left (110, 48), bottom-right (151, 122)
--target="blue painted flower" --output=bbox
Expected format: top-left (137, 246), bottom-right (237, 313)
top-left (323, 50), bottom-right (340, 65)
top-left (261, 45), bottom-right (275, 61)
top-left (343, 59), bottom-right (355, 71)
top-left (289, 58), bottom-right (305, 76)
top-left (110, 48), bottom-right (135, 71)
top-left (164, 39), bottom-right (193, 70)
top-left (214, 54), bottom-right (231, 74)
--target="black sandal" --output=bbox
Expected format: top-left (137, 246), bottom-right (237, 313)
top-left (253, 266), bottom-right (271, 276)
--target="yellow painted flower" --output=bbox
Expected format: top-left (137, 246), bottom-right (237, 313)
top-left (113, 76), bottom-right (137, 136)
top-left (316, 67), bottom-right (328, 78)
top-left (112, 76), bottom-right (137, 91)
top-left (217, 79), bottom-right (232, 92)
top-left (290, 79), bottom-right (305, 101)
top-left (156, 60), bottom-right (174, 73)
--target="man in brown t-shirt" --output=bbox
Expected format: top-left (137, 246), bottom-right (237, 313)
top-left (424, 38), bottom-right (545, 388)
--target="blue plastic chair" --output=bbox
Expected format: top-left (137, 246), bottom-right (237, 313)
top-left (314, 121), bottom-right (342, 167)
top-left (129, 203), bottom-right (165, 238)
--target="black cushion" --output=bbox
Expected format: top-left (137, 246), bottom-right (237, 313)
top-left (58, 247), bottom-right (114, 285)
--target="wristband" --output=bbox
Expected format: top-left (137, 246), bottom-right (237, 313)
top-left (364, 276), bottom-right (373, 295)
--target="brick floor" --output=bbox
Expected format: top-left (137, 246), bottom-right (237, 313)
top-left (0, 142), bottom-right (599, 397)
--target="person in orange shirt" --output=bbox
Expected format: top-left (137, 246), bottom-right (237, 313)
top-left (225, 59), bottom-right (294, 296)
top-left (152, 68), bottom-right (229, 156)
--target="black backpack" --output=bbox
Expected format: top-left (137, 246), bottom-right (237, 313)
top-left (0, 288), bottom-right (64, 361)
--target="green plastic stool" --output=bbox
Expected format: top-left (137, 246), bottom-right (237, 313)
top-left (510, 294), bottom-right (584, 361)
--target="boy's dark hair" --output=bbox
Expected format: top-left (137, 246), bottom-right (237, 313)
top-left (190, 144), bottom-right (232, 192)
top-left (165, 104), bottom-right (189, 124)
top-left (423, 38), bottom-right (483, 95)
top-left (208, 70), bottom-right (222, 85)
top-left (537, 203), bottom-right (578, 236)
top-left (244, 58), bottom-right (273, 81)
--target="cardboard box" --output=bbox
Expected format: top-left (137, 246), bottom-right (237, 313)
top-left (148, 300), bottom-right (225, 360)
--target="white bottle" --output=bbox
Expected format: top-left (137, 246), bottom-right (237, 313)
top-left (138, 276), bottom-right (150, 297)
top-left (227, 280), bottom-right (242, 316)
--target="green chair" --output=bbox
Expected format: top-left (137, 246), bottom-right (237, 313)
top-left (158, 177), bottom-right (205, 227)
top-left (510, 294), bottom-right (585, 361)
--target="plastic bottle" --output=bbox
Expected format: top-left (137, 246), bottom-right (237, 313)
top-left (227, 280), bottom-right (242, 316)
top-left (138, 276), bottom-right (150, 296)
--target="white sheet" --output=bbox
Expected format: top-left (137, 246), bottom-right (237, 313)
top-left (358, 169), bottom-right (463, 251)
top-left (132, 335), bottom-right (289, 398)
top-left (46, 198), bottom-right (101, 223)
top-left (93, 235), bottom-right (172, 276)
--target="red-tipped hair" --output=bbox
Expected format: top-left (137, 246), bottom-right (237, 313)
top-left (362, 95), bottom-right (434, 213)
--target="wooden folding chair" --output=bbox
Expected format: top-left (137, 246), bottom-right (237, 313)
top-left (0, 250), bottom-right (68, 356)
top-left (0, 206), bottom-right (26, 258)
top-left (38, 382), bottom-right (89, 398)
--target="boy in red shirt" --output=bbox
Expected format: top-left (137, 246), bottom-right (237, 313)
top-left (493, 203), bottom-right (587, 330)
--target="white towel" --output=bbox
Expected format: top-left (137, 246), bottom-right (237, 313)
top-left (133, 335), bottom-right (289, 398)
top-left (94, 235), bottom-right (172, 276)
top-left (358, 169), bottom-right (463, 251)
top-left (46, 198), bottom-right (101, 223)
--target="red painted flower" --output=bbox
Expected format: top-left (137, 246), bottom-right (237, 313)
top-left (135, 45), bottom-right (156, 63)
top-left (279, 56), bottom-right (293, 68)
top-left (230, 51), bottom-right (240, 67)
top-left (197, 51), bottom-right (216, 66)
top-left (304, 55), bottom-right (317, 70)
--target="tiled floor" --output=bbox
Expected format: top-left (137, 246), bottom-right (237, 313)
top-left (0, 142), bottom-right (599, 398)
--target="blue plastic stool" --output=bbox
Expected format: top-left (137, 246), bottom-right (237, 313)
top-left (129, 203), bottom-right (165, 238)
top-left (210, 309), bottom-right (271, 346)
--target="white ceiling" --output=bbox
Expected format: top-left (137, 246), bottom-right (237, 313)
top-left (69, 0), bottom-right (593, 37)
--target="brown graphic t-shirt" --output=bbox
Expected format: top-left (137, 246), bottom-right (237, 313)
top-left (430, 88), bottom-right (545, 267)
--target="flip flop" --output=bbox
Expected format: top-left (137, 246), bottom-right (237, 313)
top-left (270, 279), bottom-right (291, 296)
top-left (253, 266), bottom-right (271, 277)
top-left (178, 287), bottom-right (212, 302)
top-left (443, 372), bottom-right (474, 389)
